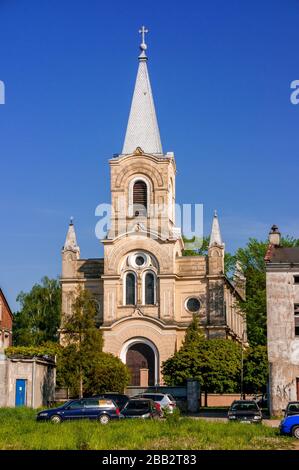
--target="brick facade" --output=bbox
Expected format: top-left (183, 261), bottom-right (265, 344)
top-left (0, 288), bottom-right (13, 352)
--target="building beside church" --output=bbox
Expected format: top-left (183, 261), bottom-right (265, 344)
top-left (265, 225), bottom-right (299, 415)
top-left (0, 287), bottom-right (13, 352)
top-left (60, 30), bottom-right (247, 386)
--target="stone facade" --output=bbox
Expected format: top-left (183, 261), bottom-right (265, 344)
top-left (60, 35), bottom-right (247, 386)
top-left (0, 288), bottom-right (13, 352)
top-left (265, 225), bottom-right (299, 415)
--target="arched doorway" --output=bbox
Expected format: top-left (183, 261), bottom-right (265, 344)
top-left (120, 338), bottom-right (158, 386)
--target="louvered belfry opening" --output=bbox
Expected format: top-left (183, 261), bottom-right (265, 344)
top-left (133, 180), bottom-right (147, 216)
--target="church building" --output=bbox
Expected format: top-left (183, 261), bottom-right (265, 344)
top-left (61, 29), bottom-right (247, 387)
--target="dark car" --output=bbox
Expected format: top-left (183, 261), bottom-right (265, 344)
top-left (227, 400), bottom-right (262, 424)
top-left (94, 393), bottom-right (129, 411)
top-left (283, 401), bottom-right (299, 417)
top-left (121, 398), bottom-right (161, 419)
top-left (36, 397), bottom-right (121, 424)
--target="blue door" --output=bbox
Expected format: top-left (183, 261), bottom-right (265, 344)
top-left (15, 379), bottom-right (26, 406)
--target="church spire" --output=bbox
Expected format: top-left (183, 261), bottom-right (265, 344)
top-left (63, 218), bottom-right (80, 258)
top-left (209, 210), bottom-right (224, 248)
top-left (122, 26), bottom-right (163, 155)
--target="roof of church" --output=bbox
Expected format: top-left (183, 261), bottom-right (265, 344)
top-left (122, 27), bottom-right (163, 156)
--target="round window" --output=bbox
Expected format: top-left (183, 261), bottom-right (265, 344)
top-left (186, 297), bottom-right (201, 313)
top-left (135, 255), bottom-right (145, 266)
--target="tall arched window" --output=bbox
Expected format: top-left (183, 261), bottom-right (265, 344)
top-left (133, 180), bottom-right (147, 216)
top-left (126, 272), bottom-right (136, 305)
top-left (144, 272), bottom-right (156, 305)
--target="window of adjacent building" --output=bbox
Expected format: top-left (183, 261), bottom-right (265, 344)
top-left (133, 180), bottom-right (147, 216)
top-left (144, 272), bottom-right (156, 305)
top-left (295, 304), bottom-right (299, 336)
top-left (294, 276), bottom-right (299, 284)
top-left (126, 272), bottom-right (136, 305)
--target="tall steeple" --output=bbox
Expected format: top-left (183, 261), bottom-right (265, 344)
top-left (209, 210), bottom-right (224, 248)
top-left (122, 26), bottom-right (163, 155)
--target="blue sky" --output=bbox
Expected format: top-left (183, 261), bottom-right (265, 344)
top-left (0, 0), bottom-right (298, 310)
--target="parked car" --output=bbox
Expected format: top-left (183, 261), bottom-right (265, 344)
top-left (132, 393), bottom-right (177, 414)
top-left (36, 397), bottom-right (121, 424)
top-left (93, 393), bottom-right (129, 411)
top-left (254, 393), bottom-right (268, 409)
top-left (227, 400), bottom-right (263, 424)
top-left (283, 401), bottom-right (299, 417)
top-left (280, 413), bottom-right (299, 438)
top-left (121, 398), bottom-right (161, 419)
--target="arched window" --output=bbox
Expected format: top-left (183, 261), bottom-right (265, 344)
top-left (125, 272), bottom-right (136, 305)
top-left (144, 272), bottom-right (156, 305)
top-left (133, 180), bottom-right (147, 216)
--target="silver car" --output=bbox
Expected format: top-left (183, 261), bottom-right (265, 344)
top-left (132, 393), bottom-right (177, 414)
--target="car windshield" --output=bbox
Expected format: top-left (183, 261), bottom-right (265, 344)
top-left (288, 404), bottom-right (299, 412)
top-left (231, 402), bottom-right (258, 411)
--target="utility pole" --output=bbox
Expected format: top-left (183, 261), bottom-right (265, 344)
top-left (240, 331), bottom-right (245, 399)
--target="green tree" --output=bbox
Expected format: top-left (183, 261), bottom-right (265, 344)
top-left (235, 237), bottom-right (299, 346)
top-left (60, 288), bottom-right (129, 397)
top-left (13, 277), bottom-right (61, 346)
top-left (61, 289), bottom-right (104, 398)
top-left (243, 345), bottom-right (268, 394)
top-left (162, 317), bottom-right (242, 395)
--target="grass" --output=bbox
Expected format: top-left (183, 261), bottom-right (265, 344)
top-left (0, 407), bottom-right (295, 450)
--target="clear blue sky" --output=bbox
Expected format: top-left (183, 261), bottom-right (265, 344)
top-left (0, 0), bottom-right (298, 310)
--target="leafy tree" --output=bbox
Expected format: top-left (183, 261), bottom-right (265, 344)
top-left (182, 314), bottom-right (205, 346)
top-left (182, 236), bottom-right (210, 257)
top-left (235, 237), bottom-right (299, 346)
top-left (85, 353), bottom-right (130, 395)
top-left (243, 345), bottom-right (268, 394)
top-left (60, 288), bottom-right (129, 397)
top-left (13, 277), bottom-right (61, 346)
top-left (162, 318), bottom-right (242, 395)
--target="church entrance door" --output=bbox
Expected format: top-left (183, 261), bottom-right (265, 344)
top-left (126, 343), bottom-right (155, 386)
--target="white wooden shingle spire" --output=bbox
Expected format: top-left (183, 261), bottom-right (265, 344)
top-left (122, 27), bottom-right (163, 155)
top-left (209, 210), bottom-right (224, 247)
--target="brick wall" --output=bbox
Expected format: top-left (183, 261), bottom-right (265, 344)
top-left (0, 289), bottom-right (13, 349)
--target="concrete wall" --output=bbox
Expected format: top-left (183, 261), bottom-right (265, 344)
top-left (0, 356), bottom-right (56, 408)
top-left (267, 269), bottom-right (299, 415)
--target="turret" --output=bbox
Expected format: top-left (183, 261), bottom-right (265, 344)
top-left (61, 218), bottom-right (80, 278)
top-left (208, 210), bottom-right (225, 275)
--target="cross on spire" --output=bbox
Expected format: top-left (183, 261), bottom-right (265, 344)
top-left (139, 25), bottom-right (149, 47)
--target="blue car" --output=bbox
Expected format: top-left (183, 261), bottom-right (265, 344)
top-left (280, 415), bottom-right (299, 438)
top-left (36, 397), bottom-right (121, 425)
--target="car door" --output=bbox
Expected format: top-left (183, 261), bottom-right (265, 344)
top-left (63, 400), bottom-right (85, 420)
top-left (83, 398), bottom-right (101, 420)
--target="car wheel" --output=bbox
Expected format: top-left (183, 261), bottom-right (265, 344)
top-left (292, 426), bottom-right (299, 439)
top-left (50, 415), bottom-right (62, 424)
top-left (98, 414), bottom-right (110, 425)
